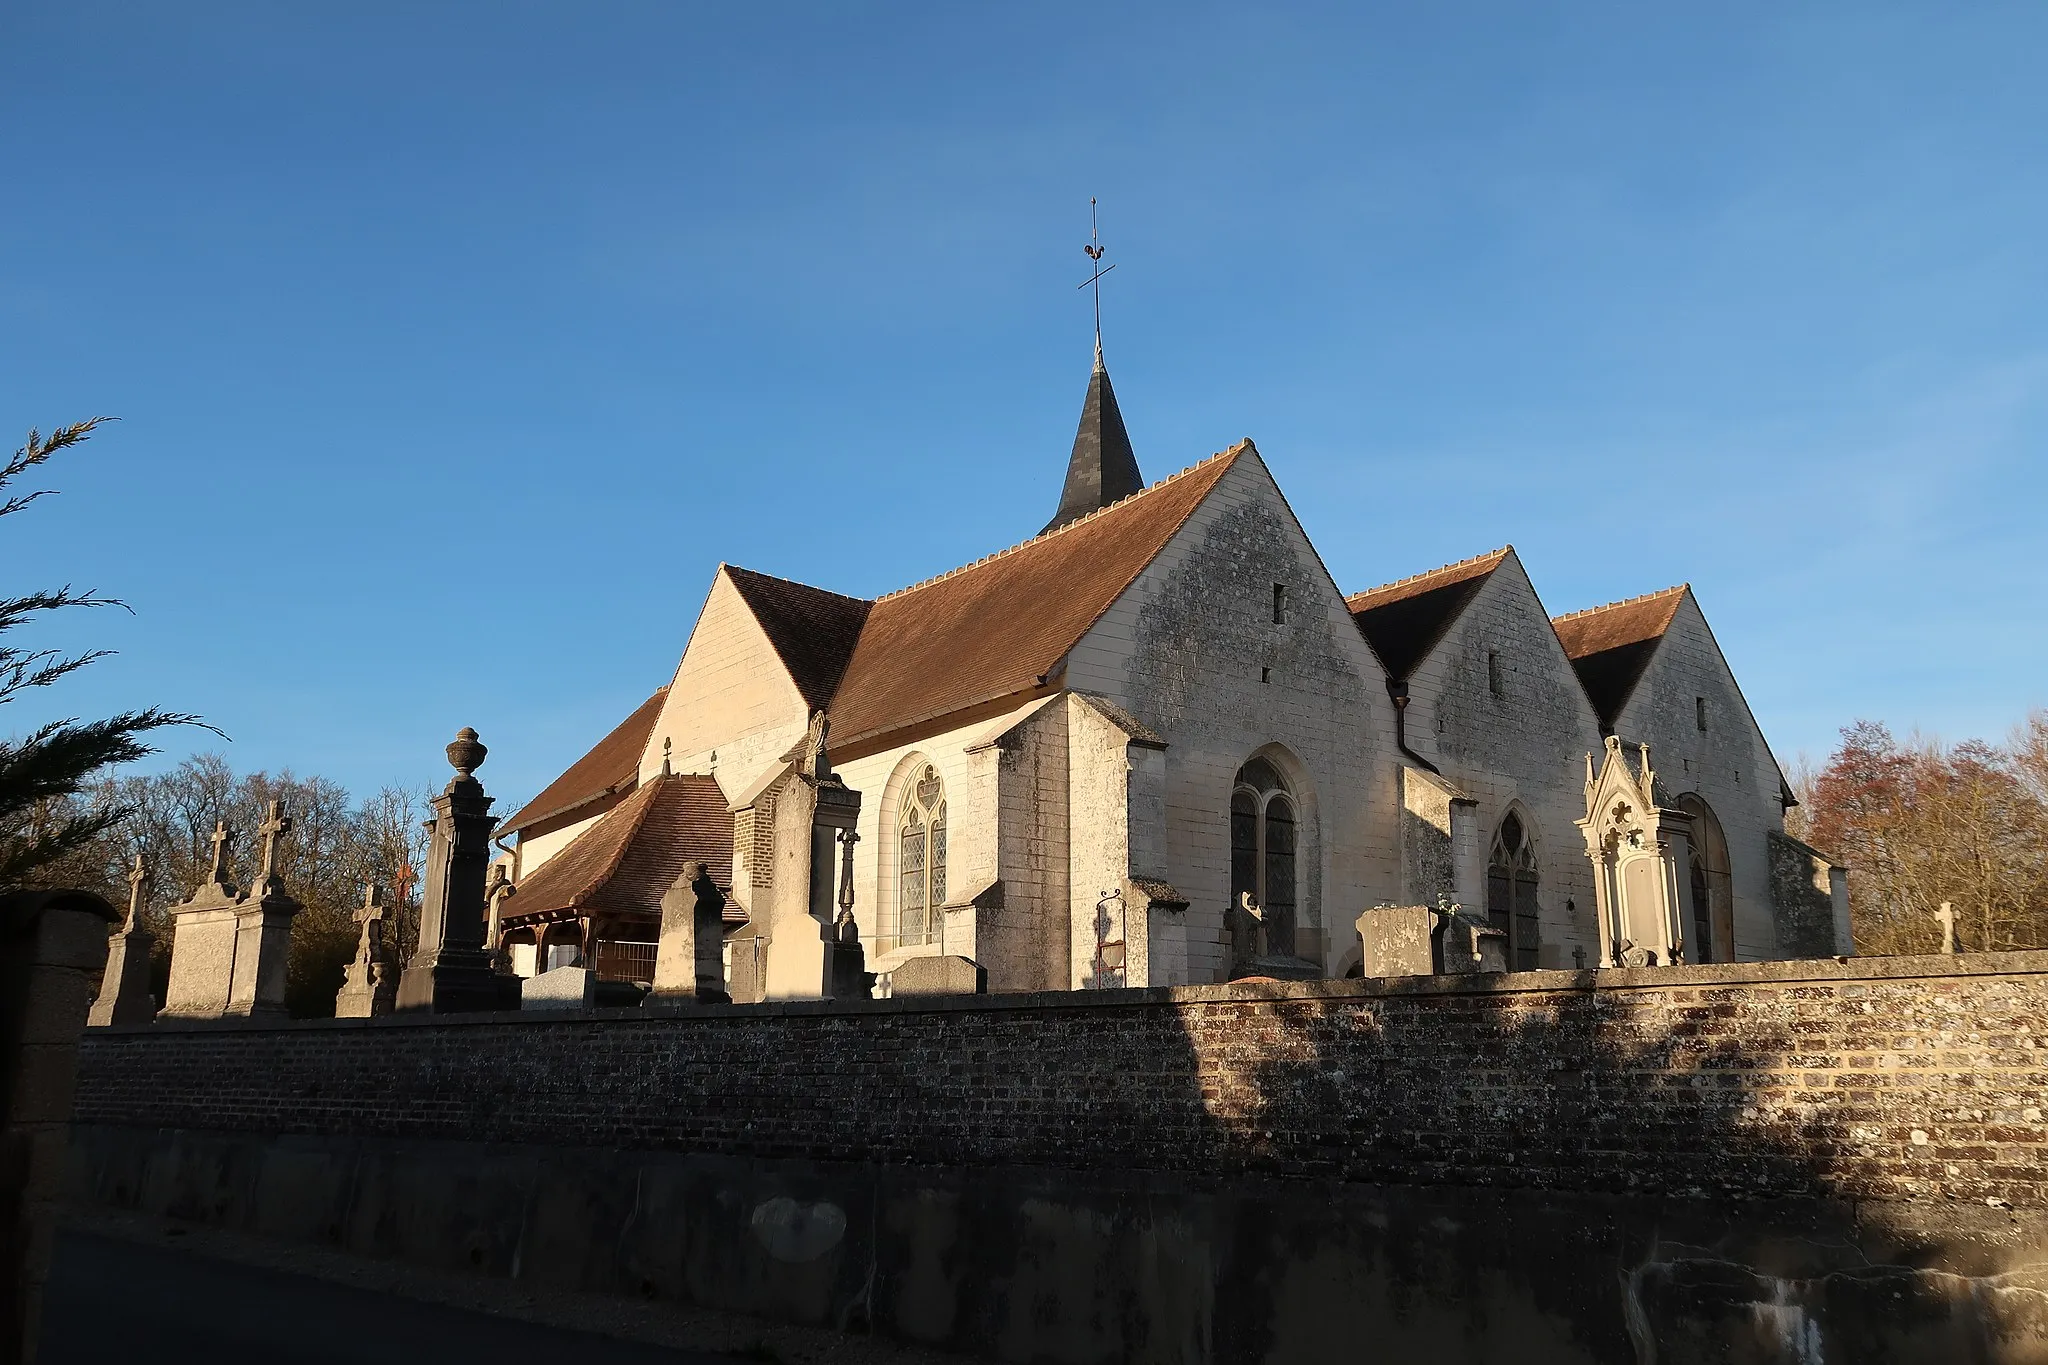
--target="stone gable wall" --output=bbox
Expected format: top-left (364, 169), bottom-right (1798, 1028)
top-left (1612, 593), bottom-right (1788, 959)
top-left (1065, 453), bottom-right (1399, 984)
top-left (640, 570), bottom-right (810, 802)
top-left (1404, 556), bottom-right (1607, 967)
top-left (74, 953), bottom-right (2048, 1209)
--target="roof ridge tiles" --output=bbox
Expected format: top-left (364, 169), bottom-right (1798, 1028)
top-left (1551, 583), bottom-right (1688, 624)
top-left (1345, 546), bottom-right (1512, 606)
top-left (872, 441), bottom-right (1253, 604)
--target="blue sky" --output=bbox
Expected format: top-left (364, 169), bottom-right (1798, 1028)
top-left (6, 3), bottom-right (2045, 809)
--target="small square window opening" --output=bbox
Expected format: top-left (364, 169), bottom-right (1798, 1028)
top-left (1260, 666), bottom-right (1272, 684)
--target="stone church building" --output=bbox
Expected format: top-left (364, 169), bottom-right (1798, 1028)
top-left (493, 354), bottom-right (1848, 998)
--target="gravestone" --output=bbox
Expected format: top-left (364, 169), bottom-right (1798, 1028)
top-left (521, 965), bottom-right (594, 1010)
top-left (397, 729), bottom-right (519, 1014)
top-left (1438, 904), bottom-right (1508, 975)
top-left (650, 860), bottom-right (728, 1004)
top-left (890, 954), bottom-right (987, 997)
top-left (335, 886), bottom-right (398, 1018)
top-left (1355, 904), bottom-right (1438, 978)
top-left (88, 853), bottom-right (157, 1026)
top-left (162, 808), bottom-right (303, 1019)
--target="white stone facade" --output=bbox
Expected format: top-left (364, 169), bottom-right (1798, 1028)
top-left (511, 442), bottom-right (1822, 993)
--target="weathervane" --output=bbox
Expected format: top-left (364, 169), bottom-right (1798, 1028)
top-left (1077, 196), bottom-right (1116, 365)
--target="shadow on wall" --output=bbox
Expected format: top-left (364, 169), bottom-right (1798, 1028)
top-left (1190, 978), bottom-right (2048, 1365)
top-left (63, 960), bottom-right (2048, 1365)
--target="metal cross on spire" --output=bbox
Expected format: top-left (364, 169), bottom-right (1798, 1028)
top-left (1077, 196), bottom-right (1116, 368)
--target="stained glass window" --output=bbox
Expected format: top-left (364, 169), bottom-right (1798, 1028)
top-left (895, 763), bottom-right (947, 951)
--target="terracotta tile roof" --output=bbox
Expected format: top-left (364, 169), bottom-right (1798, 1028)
top-left (505, 773), bottom-right (730, 923)
top-left (723, 566), bottom-right (872, 710)
top-left (1551, 586), bottom-right (1688, 729)
top-left (1345, 548), bottom-right (1510, 680)
top-left (501, 688), bottom-right (668, 836)
top-left (825, 444), bottom-right (1250, 746)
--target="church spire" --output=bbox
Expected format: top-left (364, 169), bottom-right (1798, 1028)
top-left (1043, 347), bottom-right (1142, 534)
top-left (1044, 200), bottom-right (1142, 534)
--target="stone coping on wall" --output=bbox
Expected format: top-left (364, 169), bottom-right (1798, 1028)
top-left (92, 948), bottom-right (2048, 1035)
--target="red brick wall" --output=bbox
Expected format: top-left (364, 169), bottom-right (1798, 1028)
top-left (74, 952), bottom-right (2048, 1207)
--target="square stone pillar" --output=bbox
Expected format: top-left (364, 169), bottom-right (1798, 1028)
top-left (398, 729), bottom-right (519, 1014)
top-left (1, 888), bottom-right (118, 1365)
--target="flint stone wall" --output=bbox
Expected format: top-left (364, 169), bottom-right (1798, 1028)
top-left (68, 952), bottom-right (2048, 1364)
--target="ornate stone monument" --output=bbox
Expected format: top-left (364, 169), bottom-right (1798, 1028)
top-left (650, 859), bottom-right (729, 1004)
top-left (88, 853), bottom-right (158, 1026)
top-left (397, 729), bottom-right (520, 1013)
top-left (162, 806), bottom-right (303, 1019)
top-left (1576, 737), bottom-right (1698, 967)
top-left (334, 885), bottom-right (397, 1018)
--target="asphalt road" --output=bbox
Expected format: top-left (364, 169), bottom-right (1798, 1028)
top-left (39, 1229), bottom-right (742, 1365)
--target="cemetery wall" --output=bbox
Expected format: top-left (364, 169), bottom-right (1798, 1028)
top-left (67, 952), bottom-right (2048, 1363)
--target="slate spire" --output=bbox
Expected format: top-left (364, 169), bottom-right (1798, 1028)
top-left (1042, 342), bottom-right (1143, 534)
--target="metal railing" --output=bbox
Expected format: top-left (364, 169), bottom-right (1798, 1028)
top-left (592, 940), bottom-right (657, 986)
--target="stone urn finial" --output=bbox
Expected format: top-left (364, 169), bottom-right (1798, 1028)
top-left (446, 727), bottom-right (488, 777)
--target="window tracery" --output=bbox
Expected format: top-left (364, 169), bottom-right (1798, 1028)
top-left (1487, 811), bottom-right (1541, 970)
top-left (894, 763), bottom-right (947, 951)
top-left (1230, 757), bottom-right (1297, 957)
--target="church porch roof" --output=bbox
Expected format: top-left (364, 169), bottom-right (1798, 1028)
top-left (503, 772), bottom-right (731, 924)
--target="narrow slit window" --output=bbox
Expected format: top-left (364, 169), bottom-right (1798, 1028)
top-left (1696, 696), bottom-right (1708, 732)
top-left (1488, 651), bottom-right (1504, 699)
top-left (1260, 666), bottom-right (1272, 684)
top-left (1272, 583), bottom-right (1287, 625)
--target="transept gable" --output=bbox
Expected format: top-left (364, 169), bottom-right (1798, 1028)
top-left (1392, 550), bottom-right (1605, 767)
top-left (1551, 586), bottom-right (1688, 732)
top-left (721, 565), bottom-right (871, 710)
top-left (1346, 548), bottom-right (1511, 682)
top-left (641, 569), bottom-right (814, 786)
top-left (1089, 447), bottom-right (1386, 734)
top-left (823, 443), bottom-right (1249, 753)
top-left (1604, 590), bottom-right (1789, 800)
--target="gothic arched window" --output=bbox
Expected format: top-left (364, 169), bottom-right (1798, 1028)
top-left (1487, 812), bottom-right (1540, 970)
top-left (1230, 757), bottom-right (1297, 957)
top-left (1675, 793), bottom-right (1730, 964)
top-left (896, 763), bottom-right (947, 950)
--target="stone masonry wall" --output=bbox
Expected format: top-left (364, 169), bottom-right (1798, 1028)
top-left (73, 952), bottom-right (2048, 1209)
top-left (1614, 592), bottom-right (1788, 960)
top-left (1408, 554), bottom-right (1607, 968)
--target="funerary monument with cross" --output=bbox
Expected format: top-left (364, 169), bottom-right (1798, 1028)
top-left (490, 228), bottom-right (1850, 999)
